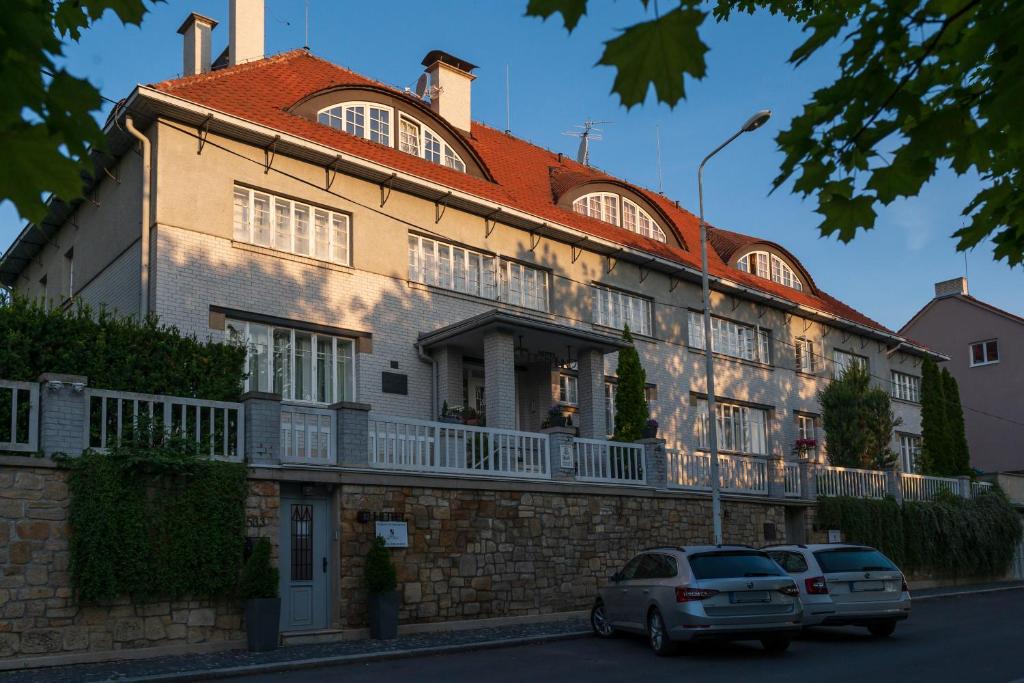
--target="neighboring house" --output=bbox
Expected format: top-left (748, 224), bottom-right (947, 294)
top-left (901, 277), bottom-right (1024, 474)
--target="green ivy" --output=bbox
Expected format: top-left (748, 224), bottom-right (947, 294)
top-left (817, 491), bottom-right (1022, 578)
top-left (66, 433), bottom-right (248, 603)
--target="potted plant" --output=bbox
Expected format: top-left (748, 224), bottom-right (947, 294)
top-left (794, 438), bottom-right (817, 459)
top-left (543, 405), bottom-right (566, 429)
top-left (238, 537), bottom-right (280, 652)
top-left (463, 407), bottom-right (480, 426)
top-left (642, 418), bottom-right (659, 439)
top-left (439, 402), bottom-right (464, 423)
top-left (366, 536), bottom-right (399, 639)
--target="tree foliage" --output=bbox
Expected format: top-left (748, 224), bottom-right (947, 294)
top-left (1, 0), bottom-right (152, 224)
top-left (920, 358), bottom-right (971, 476)
top-left (365, 536), bottom-right (398, 595)
top-left (612, 325), bottom-right (649, 441)
top-left (238, 538), bottom-right (279, 600)
top-left (942, 368), bottom-right (971, 475)
top-left (818, 363), bottom-right (899, 468)
top-left (526, 1), bottom-right (1024, 265)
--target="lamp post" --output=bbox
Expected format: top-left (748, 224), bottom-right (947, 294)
top-left (698, 109), bottom-right (772, 545)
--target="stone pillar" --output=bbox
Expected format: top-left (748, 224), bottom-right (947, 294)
top-left (576, 349), bottom-right (606, 439)
top-left (434, 345), bottom-right (464, 414)
top-left (483, 329), bottom-right (516, 430)
top-left (957, 475), bottom-right (971, 499)
top-left (637, 438), bottom-right (667, 490)
top-left (334, 401), bottom-right (372, 466)
top-left (766, 455), bottom-right (787, 499)
top-left (885, 469), bottom-right (904, 504)
top-left (544, 427), bottom-right (576, 482)
top-left (37, 373), bottom-right (88, 457)
top-left (799, 460), bottom-right (818, 500)
top-left (241, 391), bottom-right (281, 464)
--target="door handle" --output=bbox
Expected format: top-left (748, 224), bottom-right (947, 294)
top-left (322, 557), bottom-right (328, 573)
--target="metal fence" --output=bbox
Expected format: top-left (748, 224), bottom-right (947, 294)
top-left (573, 438), bottom-right (646, 485)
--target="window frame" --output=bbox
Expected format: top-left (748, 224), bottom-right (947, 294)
top-left (687, 310), bottom-right (772, 365)
top-left (317, 101), bottom-right (393, 147)
top-left (891, 371), bottom-right (921, 403)
top-left (736, 250), bottom-right (803, 291)
top-left (969, 339), bottom-right (999, 367)
top-left (898, 433), bottom-right (922, 473)
top-left (832, 348), bottom-right (869, 379)
top-left (233, 185), bottom-right (351, 266)
top-left (571, 192), bottom-right (668, 243)
top-left (795, 337), bottom-right (815, 374)
top-left (695, 397), bottom-right (770, 456)
top-left (558, 373), bottom-right (579, 406)
top-left (592, 285), bottom-right (654, 337)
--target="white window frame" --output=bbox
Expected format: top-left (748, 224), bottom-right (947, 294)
top-left (796, 414), bottom-right (817, 458)
top-left (318, 102), bottom-right (392, 146)
top-left (559, 374), bottom-right (578, 406)
top-left (572, 192), bottom-right (668, 243)
top-left (737, 250), bottom-right (803, 291)
top-left (687, 311), bottom-right (771, 365)
top-left (592, 285), bottom-right (653, 336)
top-left (969, 339), bottom-right (999, 367)
top-left (795, 337), bottom-right (815, 374)
top-left (696, 398), bottom-right (769, 456)
top-left (891, 371), bottom-right (921, 403)
top-left (898, 433), bottom-right (922, 473)
top-left (227, 319), bottom-right (356, 405)
top-left (233, 186), bottom-right (351, 266)
top-left (832, 349), bottom-right (868, 378)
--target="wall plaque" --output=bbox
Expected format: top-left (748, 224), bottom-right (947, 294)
top-left (375, 521), bottom-right (409, 548)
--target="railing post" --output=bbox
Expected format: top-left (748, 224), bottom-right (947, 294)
top-left (333, 400), bottom-right (372, 466)
top-left (543, 427), bottom-right (576, 482)
top-left (637, 438), bottom-right (667, 490)
top-left (886, 469), bottom-right (904, 504)
top-left (242, 391), bottom-right (281, 465)
top-left (957, 475), bottom-right (971, 499)
top-left (766, 454), bottom-right (786, 499)
top-left (799, 460), bottom-right (818, 500)
top-left (37, 373), bottom-right (88, 457)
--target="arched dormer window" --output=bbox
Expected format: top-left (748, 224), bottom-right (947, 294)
top-left (572, 192), bottom-right (666, 242)
top-left (737, 251), bottom-right (803, 291)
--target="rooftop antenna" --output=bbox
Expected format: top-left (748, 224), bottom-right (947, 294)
top-left (505, 64), bottom-right (511, 134)
top-left (656, 123), bottom-right (664, 193)
top-left (304, 0), bottom-right (309, 50)
top-left (414, 73), bottom-right (429, 100)
top-left (562, 119), bottom-right (610, 166)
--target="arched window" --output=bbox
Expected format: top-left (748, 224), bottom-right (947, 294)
top-left (571, 192), bottom-right (666, 243)
top-left (737, 251), bottom-right (803, 291)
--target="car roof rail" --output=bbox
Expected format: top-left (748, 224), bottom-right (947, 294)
top-left (763, 543), bottom-right (806, 549)
top-left (717, 543), bottom-right (756, 550)
top-left (640, 546), bottom-right (686, 553)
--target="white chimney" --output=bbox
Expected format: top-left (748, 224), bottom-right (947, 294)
top-left (177, 13), bottom-right (218, 76)
top-left (422, 50), bottom-right (477, 133)
top-left (934, 276), bottom-right (968, 298)
top-left (229, 0), bottom-right (264, 66)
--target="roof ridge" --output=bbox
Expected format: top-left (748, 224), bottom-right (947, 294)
top-left (151, 48), bottom-right (309, 91)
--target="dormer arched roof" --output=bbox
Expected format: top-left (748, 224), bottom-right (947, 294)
top-left (709, 226), bottom-right (818, 295)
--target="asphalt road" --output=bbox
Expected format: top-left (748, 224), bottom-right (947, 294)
top-left (229, 590), bottom-right (1024, 683)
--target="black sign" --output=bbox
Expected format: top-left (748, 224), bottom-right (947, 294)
top-left (381, 372), bottom-right (408, 395)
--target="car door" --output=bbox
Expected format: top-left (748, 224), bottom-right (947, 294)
top-left (621, 555), bottom-right (664, 630)
top-left (606, 555), bottom-right (645, 629)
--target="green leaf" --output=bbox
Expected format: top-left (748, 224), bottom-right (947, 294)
top-left (817, 182), bottom-right (877, 242)
top-left (598, 8), bottom-right (709, 108)
top-left (525, 0), bottom-right (588, 32)
top-left (0, 126), bottom-right (88, 223)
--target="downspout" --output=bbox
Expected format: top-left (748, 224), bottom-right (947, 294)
top-left (415, 341), bottom-right (438, 418)
top-left (124, 116), bottom-right (151, 319)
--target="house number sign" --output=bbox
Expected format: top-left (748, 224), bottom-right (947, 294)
top-left (559, 444), bottom-right (573, 470)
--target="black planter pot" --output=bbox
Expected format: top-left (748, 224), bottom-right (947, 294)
top-left (368, 590), bottom-right (400, 639)
top-left (245, 597), bottom-right (281, 652)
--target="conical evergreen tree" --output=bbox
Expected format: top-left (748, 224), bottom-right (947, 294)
top-left (941, 368), bottom-right (971, 475)
top-left (919, 358), bottom-right (950, 475)
top-left (613, 326), bottom-right (649, 442)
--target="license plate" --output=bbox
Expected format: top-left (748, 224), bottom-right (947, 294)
top-left (852, 580), bottom-right (884, 592)
top-left (731, 590), bottom-right (770, 604)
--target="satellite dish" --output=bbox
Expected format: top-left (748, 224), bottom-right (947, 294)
top-left (414, 74), bottom-right (429, 99)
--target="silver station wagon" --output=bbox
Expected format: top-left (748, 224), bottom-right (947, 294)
top-left (591, 545), bottom-right (803, 655)
top-left (766, 544), bottom-right (911, 636)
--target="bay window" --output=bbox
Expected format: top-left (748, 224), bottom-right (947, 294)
top-left (687, 311), bottom-right (771, 364)
top-left (233, 186), bottom-right (350, 266)
top-left (593, 286), bottom-right (653, 336)
top-left (696, 398), bottom-right (769, 456)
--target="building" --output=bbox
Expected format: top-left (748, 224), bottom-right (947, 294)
top-left (901, 277), bottom-right (1024, 474)
top-left (0, 1), bottom-right (946, 652)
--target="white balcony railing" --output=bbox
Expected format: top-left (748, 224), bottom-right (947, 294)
top-left (0, 380), bottom-right (38, 453)
top-left (784, 462), bottom-right (801, 498)
top-left (817, 465), bottom-right (888, 499)
top-left (900, 473), bottom-right (960, 502)
top-left (971, 481), bottom-right (994, 498)
top-left (84, 388), bottom-right (244, 460)
top-left (368, 416), bottom-right (550, 480)
top-left (666, 450), bottom-right (769, 495)
top-left (573, 438), bottom-right (645, 485)
top-left (281, 404), bottom-right (336, 465)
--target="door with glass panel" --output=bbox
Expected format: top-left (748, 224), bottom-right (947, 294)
top-left (279, 498), bottom-right (330, 631)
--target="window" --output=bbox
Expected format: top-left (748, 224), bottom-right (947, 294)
top-left (688, 551), bottom-right (786, 580)
top-left (633, 554), bottom-right (678, 580)
top-left (688, 311), bottom-right (771, 364)
top-left (558, 374), bottom-right (578, 405)
top-left (970, 339), bottom-right (999, 366)
top-left (696, 398), bottom-right (769, 455)
top-left (767, 551), bottom-right (809, 574)
top-left (899, 433), bottom-right (922, 473)
top-left (64, 248), bottom-right (74, 299)
top-left (832, 349), bottom-right (868, 378)
top-left (233, 186), bottom-right (351, 266)
top-left (795, 338), bottom-right (815, 374)
top-left (592, 286), bottom-right (653, 336)
top-left (796, 414), bottom-right (817, 459)
top-left (318, 102), bottom-right (391, 146)
top-left (407, 235), bottom-right (547, 312)
top-left (226, 319), bottom-right (355, 403)
top-left (891, 371), bottom-right (921, 402)
top-left (572, 192), bottom-right (667, 243)
top-left (737, 251), bottom-right (803, 291)
top-left (813, 547), bottom-right (896, 573)
top-left (399, 116), bottom-right (421, 156)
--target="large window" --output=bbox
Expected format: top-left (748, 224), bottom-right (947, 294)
top-left (737, 251), bottom-right (803, 291)
top-left (970, 339), bottom-right (999, 366)
top-left (233, 186), bottom-right (350, 266)
top-left (696, 398), bottom-right (769, 456)
top-left (899, 433), bottom-right (922, 473)
top-left (593, 286), bottom-right (653, 336)
top-left (226, 319), bottom-right (355, 404)
top-left (407, 235), bottom-right (548, 312)
top-left (795, 337), bottom-right (815, 374)
top-left (688, 311), bottom-right (771, 364)
top-left (572, 192), bottom-right (667, 242)
top-left (891, 371), bottom-right (921, 402)
top-left (832, 349), bottom-right (868, 378)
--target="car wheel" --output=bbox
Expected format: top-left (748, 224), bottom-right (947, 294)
top-left (590, 601), bottom-right (615, 638)
top-left (868, 621), bottom-right (897, 638)
top-left (760, 636), bottom-right (792, 654)
top-left (647, 608), bottom-right (675, 656)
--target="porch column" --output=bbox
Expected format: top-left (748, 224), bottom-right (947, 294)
top-left (434, 345), bottom-right (464, 413)
top-left (483, 329), bottom-right (516, 430)
top-left (576, 349), bottom-right (607, 439)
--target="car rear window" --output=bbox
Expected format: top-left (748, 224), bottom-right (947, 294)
top-left (813, 548), bottom-right (897, 573)
top-left (768, 551), bottom-right (809, 574)
top-left (688, 551), bottom-right (787, 579)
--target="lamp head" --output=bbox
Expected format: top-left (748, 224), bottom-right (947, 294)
top-left (741, 109), bottom-right (772, 133)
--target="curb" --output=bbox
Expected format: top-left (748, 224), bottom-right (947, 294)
top-left (912, 583), bottom-right (1024, 602)
top-left (121, 630), bottom-right (593, 682)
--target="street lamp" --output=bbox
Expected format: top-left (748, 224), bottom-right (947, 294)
top-left (697, 109), bottom-right (771, 546)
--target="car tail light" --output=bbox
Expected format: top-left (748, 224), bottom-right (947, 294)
top-left (805, 576), bottom-right (829, 595)
top-left (675, 586), bottom-right (719, 602)
top-left (779, 583), bottom-right (801, 597)
top-left (901, 576), bottom-right (910, 594)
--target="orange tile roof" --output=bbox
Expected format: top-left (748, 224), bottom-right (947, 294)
top-left (150, 50), bottom-right (896, 338)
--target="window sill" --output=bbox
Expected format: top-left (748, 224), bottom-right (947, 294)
top-left (231, 241), bottom-right (354, 273)
top-left (592, 323), bottom-right (659, 343)
top-left (795, 370), bottom-right (821, 380)
top-left (407, 280), bottom-right (555, 319)
top-left (694, 448), bottom-right (769, 459)
top-left (969, 360), bottom-right (999, 368)
top-left (891, 397), bottom-right (921, 407)
top-left (686, 346), bottom-right (773, 372)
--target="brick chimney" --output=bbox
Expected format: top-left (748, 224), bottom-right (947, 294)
top-left (422, 50), bottom-right (477, 134)
top-left (934, 276), bottom-right (968, 298)
top-left (229, 0), bottom-right (264, 66)
top-left (177, 12), bottom-right (218, 76)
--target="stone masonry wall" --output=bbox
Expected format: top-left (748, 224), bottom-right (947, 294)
top-left (339, 483), bottom-right (788, 628)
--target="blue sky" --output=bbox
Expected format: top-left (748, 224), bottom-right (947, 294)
top-left (2, 0), bottom-right (1019, 329)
